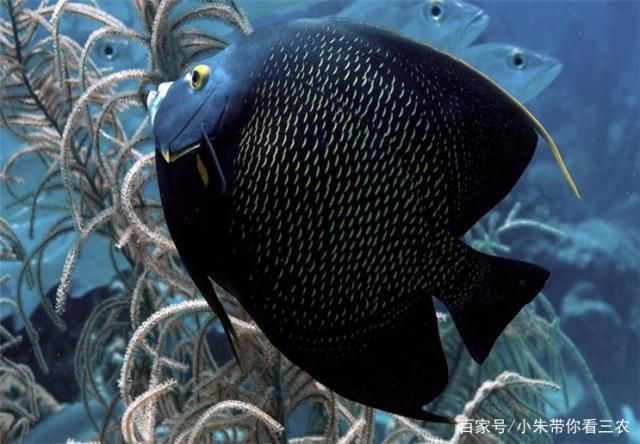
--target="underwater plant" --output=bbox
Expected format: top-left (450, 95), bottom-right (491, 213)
top-left (0, 0), bottom-right (611, 442)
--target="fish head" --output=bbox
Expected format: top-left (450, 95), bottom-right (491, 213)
top-left (459, 43), bottom-right (563, 103)
top-left (419, 0), bottom-right (489, 51)
top-left (148, 59), bottom-right (228, 158)
top-left (148, 52), bottom-right (246, 199)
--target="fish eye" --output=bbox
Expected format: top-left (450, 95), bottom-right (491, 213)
top-left (509, 49), bottom-right (527, 70)
top-left (97, 39), bottom-right (119, 61)
top-left (426, 0), bottom-right (446, 22)
top-left (190, 65), bottom-right (210, 91)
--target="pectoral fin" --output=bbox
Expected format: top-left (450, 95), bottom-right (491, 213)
top-left (200, 125), bottom-right (227, 196)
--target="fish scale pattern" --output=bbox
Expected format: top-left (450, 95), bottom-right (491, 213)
top-left (227, 22), bottom-right (468, 354)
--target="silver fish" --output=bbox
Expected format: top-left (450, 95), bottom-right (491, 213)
top-left (459, 43), bottom-right (563, 103)
top-left (339, 0), bottom-right (489, 52)
top-left (238, 0), bottom-right (489, 52)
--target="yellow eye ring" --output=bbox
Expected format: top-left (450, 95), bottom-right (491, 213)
top-left (190, 65), bottom-right (210, 90)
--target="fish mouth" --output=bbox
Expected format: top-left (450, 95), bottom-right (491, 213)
top-left (146, 81), bottom-right (172, 127)
top-left (461, 9), bottom-right (489, 42)
top-left (545, 61), bottom-right (563, 80)
top-left (160, 140), bottom-right (200, 164)
top-left (468, 10), bottom-right (489, 29)
top-left (524, 61), bottom-right (562, 100)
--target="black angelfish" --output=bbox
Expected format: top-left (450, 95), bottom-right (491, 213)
top-left (148, 18), bottom-right (579, 423)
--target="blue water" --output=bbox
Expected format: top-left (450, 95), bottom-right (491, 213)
top-left (1, 1), bottom-right (638, 443)
top-left (475, 3), bottom-right (640, 443)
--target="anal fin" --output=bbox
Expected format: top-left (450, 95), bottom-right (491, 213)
top-left (301, 299), bottom-right (452, 423)
top-left (434, 239), bottom-right (549, 363)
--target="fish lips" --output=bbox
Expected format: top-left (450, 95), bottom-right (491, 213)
top-left (147, 81), bottom-right (172, 127)
top-left (459, 9), bottom-right (489, 47)
top-left (520, 59), bottom-right (563, 103)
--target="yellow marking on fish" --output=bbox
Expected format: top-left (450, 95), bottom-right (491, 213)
top-left (196, 154), bottom-right (209, 187)
top-left (161, 147), bottom-right (171, 163)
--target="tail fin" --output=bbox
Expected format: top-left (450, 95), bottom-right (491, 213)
top-left (437, 241), bottom-right (550, 363)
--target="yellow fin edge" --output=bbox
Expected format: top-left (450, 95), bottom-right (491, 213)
top-left (521, 107), bottom-right (581, 199)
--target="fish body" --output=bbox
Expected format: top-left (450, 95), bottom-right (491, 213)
top-left (150, 18), bottom-right (550, 421)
